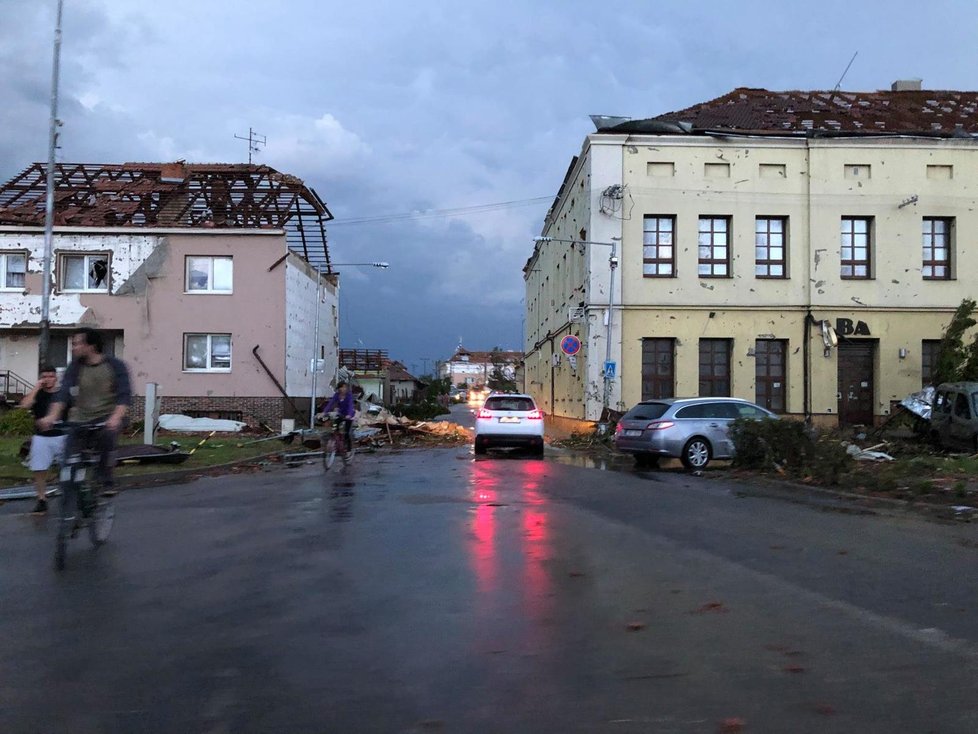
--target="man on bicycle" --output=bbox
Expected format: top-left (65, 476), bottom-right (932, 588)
top-left (38, 327), bottom-right (132, 494)
top-left (319, 381), bottom-right (356, 454)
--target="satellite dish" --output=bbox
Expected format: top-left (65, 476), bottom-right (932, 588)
top-left (821, 320), bottom-right (838, 348)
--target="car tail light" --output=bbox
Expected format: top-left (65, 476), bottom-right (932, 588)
top-left (645, 420), bottom-right (675, 430)
top-left (477, 408), bottom-right (493, 419)
top-left (526, 409), bottom-right (543, 420)
top-left (615, 422), bottom-right (623, 434)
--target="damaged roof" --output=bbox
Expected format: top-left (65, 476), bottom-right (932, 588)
top-left (600, 87), bottom-right (978, 137)
top-left (449, 348), bottom-right (523, 364)
top-left (0, 162), bottom-right (334, 269)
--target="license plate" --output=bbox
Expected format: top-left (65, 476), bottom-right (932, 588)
top-left (623, 429), bottom-right (642, 437)
top-left (499, 417), bottom-right (520, 423)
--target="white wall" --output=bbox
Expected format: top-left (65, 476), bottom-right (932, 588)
top-left (284, 257), bottom-right (339, 400)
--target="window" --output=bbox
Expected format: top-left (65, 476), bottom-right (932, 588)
top-left (184, 334), bottom-right (232, 371)
top-left (840, 217), bottom-right (871, 279)
top-left (755, 339), bottom-right (787, 413)
top-left (698, 217), bottom-right (730, 277)
top-left (755, 218), bottom-right (787, 278)
top-left (699, 339), bottom-right (731, 396)
top-left (953, 392), bottom-right (971, 419)
top-left (642, 216), bottom-right (675, 277)
top-left (922, 218), bottom-right (952, 280)
top-left (0, 253), bottom-right (26, 289)
top-left (922, 340), bottom-right (941, 388)
top-left (60, 254), bottom-right (109, 292)
top-left (186, 256), bottom-right (233, 292)
top-left (641, 338), bottom-right (675, 399)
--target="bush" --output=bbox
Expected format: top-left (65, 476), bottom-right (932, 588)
top-left (390, 402), bottom-right (450, 421)
top-left (0, 408), bottom-right (35, 437)
top-left (729, 417), bottom-right (852, 484)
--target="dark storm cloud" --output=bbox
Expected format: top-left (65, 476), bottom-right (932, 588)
top-left (2, 0), bottom-right (977, 372)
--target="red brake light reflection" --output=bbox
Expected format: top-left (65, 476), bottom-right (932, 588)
top-left (646, 420), bottom-right (675, 430)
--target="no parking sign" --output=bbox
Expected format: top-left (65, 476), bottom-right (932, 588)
top-left (560, 335), bottom-right (581, 356)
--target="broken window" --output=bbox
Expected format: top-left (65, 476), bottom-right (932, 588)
top-left (60, 254), bottom-right (110, 291)
top-left (840, 217), bottom-right (872, 279)
top-left (186, 256), bottom-right (233, 293)
top-left (755, 217), bottom-right (787, 278)
top-left (0, 253), bottom-right (26, 289)
top-left (922, 218), bottom-right (952, 280)
top-left (698, 216), bottom-right (730, 277)
top-left (643, 216), bottom-right (675, 277)
top-left (184, 333), bottom-right (232, 371)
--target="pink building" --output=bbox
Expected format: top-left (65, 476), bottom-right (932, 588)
top-left (0, 162), bottom-right (340, 426)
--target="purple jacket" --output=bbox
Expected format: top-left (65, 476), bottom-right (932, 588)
top-left (320, 391), bottom-right (355, 419)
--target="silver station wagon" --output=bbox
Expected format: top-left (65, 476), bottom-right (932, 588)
top-left (613, 397), bottom-right (777, 470)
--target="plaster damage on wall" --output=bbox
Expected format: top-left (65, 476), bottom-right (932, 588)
top-left (0, 232), bottom-right (159, 328)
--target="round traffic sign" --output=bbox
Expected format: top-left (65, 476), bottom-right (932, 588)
top-left (560, 335), bottom-right (582, 356)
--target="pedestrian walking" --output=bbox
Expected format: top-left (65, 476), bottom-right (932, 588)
top-left (19, 365), bottom-right (67, 514)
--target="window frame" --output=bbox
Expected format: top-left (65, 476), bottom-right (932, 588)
top-left (754, 216), bottom-right (787, 279)
top-left (185, 255), bottom-right (234, 294)
top-left (921, 339), bottom-right (941, 388)
top-left (183, 333), bottom-right (233, 372)
top-left (0, 251), bottom-right (27, 290)
top-left (698, 338), bottom-right (732, 397)
top-left (921, 217), bottom-right (952, 280)
top-left (59, 252), bottom-right (111, 293)
top-left (755, 339), bottom-right (787, 413)
top-left (698, 216), bottom-right (731, 278)
top-left (641, 337), bottom-right (675, 400)
top-left (642, 215), bottom-right (676, 278)
top-left (840, 217), bottom-right (872, 279)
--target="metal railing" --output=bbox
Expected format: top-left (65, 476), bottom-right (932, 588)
top-left (1, 370), bottom-right (33, 403)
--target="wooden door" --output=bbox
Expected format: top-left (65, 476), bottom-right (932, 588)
top-left (837, 341), bottom-right (875, 426)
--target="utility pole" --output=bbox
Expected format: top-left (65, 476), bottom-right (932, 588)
top-left (234, 127), bottom-right (266, 164)
top-left (39, 0), bottom-right (64, 369)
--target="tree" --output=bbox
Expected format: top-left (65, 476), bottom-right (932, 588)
top-left (932, 298), bottom-right (978, 386)
top-left (486, 347), bottom-right (518, 393)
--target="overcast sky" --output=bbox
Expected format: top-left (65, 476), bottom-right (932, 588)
top-left (2, 0), bottom-right (977, 376)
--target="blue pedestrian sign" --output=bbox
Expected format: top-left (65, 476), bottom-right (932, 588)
top-left (603, 361), bottom-right (616, 379)
top-left (560, 335), bottom-right (582, 356)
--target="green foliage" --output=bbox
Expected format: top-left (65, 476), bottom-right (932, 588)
top-left (424, 376), bottom-right (453, 397)
top-left (729, 417), bottom-right (853, 484)
top-left (487, 346), bottom-right (519, 393)
top-left (932, 298), bottom-right (978, 385)
top-left (0, 408), bottom-right (35, 437)
top-left (390, 402), bottom-right (450, 421)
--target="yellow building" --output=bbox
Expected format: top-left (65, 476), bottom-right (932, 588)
top-left (524, 82), bottom-right (978, 429)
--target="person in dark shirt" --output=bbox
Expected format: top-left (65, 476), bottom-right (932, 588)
top-left (19, 365), bottom-right (66, 514)
top-left (38, 327), bottom-right (132, 494)
top-left (319, 381), bottom-right (356, 453)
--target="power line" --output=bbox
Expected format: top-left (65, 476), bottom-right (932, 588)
top-left (329, 196), bottom-right (553, 226)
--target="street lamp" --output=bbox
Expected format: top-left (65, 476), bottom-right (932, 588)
top-left (309, 261), bottom-right (389, 428)
top-left (532, 236), bottom-right (620, 412)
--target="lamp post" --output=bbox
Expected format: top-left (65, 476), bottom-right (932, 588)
top-left (532, 236), bottom-right (620, 413)
top-left (309, 261), bottom-right (388, 428)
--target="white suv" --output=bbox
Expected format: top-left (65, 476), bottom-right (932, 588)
top-left (473, 393), bottom-right (545, 456)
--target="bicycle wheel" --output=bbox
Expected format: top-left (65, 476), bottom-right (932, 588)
top-left (55, 481), bottom-right (74, 571)
top-left (88, 482), bottom-right (114, 547)
top-left (323, 436), bottom-right (337, 470)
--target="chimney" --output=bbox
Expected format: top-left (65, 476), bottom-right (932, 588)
top-left (891, 79), bottom-right (922, 92)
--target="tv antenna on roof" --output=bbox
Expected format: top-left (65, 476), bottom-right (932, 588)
top-left (832, 51), bottom-right (858, 91)
top-left (234, 127), bottom-right (266, 164)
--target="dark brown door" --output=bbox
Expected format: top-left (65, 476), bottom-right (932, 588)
top-left (838, 341), bottom-right (875, 426)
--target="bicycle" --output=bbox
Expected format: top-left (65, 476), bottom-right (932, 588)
top-left (321, 413), bottom-right (354, 471)
top-left (54, 421), bottom-right (115, 571)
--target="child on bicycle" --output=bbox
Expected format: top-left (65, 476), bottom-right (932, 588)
top-left (319, 381), bottom-right (356, 454)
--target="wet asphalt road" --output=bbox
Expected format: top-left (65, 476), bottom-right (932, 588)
top-left (2, 444), bottom-right (978, 733)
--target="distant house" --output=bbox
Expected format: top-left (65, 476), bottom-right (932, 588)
top-left (338, 348), bottom-right (387, 403)
top-left (0, 161), bottom-right (339, 426)
top-left (440, 347), bottom-right (522, 389)
top-left (386, 360), bottom-right (422, 404)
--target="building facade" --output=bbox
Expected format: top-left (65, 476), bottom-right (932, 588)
top-left (525, 84), bottom-right (978, 427)
top-left (441, 348), bottom-right (522, 389)
top-left (0, 162), bottom-right (339, 426)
